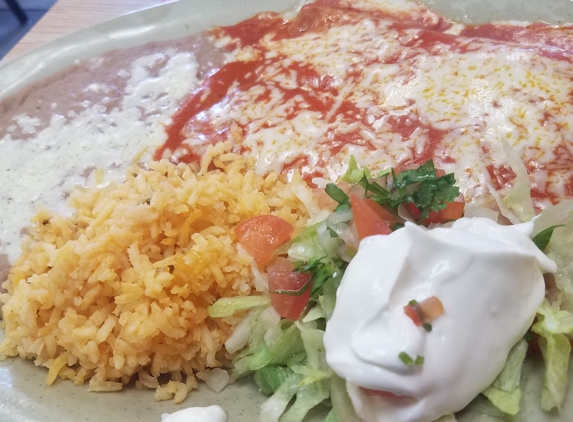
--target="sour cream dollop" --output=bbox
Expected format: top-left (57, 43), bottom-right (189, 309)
top-left (160, 405), bottom-right (227, 422)
top-left (323, 218), bottom-right (556, 422)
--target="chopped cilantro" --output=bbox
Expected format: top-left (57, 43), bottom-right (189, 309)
top-left (325, 183), bottom-right (350, 212)
top-left (422, 323), bottom-right (432, 332)
top-left (296, 257), bottom-right (347, 297)
top-left (393, 160), bottom-right (436, 188)
top-left (408, 299), bottom-right (418, 306)
top-left (338, 156), bottom-right (460, 222)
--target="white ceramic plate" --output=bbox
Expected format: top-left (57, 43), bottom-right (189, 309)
top-left (2, 1), bottom-right (573, 421)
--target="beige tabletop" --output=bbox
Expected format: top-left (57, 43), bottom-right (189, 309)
top-left (4, 0), bottom-right (175, 61)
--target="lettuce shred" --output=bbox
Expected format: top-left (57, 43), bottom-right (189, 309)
top-left (498, 139), bottom-right (536, 223)
top-left (482, 339), bottom-right (528, 415)
top-left (529, 200), bottom-right (573, 413)
top-left (532, 300), bottom-right (573, 412)
top-left (207, 296), bottom-right (270, 317)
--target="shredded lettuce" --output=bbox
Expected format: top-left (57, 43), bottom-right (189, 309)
top-left (531, 300), bottom-right (573, 412)
top-left (533, 200), bottom-right (573, 310)
top-left (498, 139), bottom-right (536, 223)
top-left (324, 409), bottom-right (339, 422)
top-left (280, 379), bottom-right (330, 422)
top-left (528, 202), bottom-right (573, 413)
top-left (235, 323), bottom-right (305, 378)
top-left (302, 303), bottom-right (326, 323)
top-left (329, 374), bottom-right (362, 422)
top-left (259, 373), bottom-right (303, 422)
top-left (318, 277), bottom-right (340, 320)
top-left (208, 296), bottom-right (271, 317)
top-left (255, 366), bottom-right (295, 395)
top-left (482, 338), bottom-right (528, 415)
top-left (341, 154), bottom-right (371, 184)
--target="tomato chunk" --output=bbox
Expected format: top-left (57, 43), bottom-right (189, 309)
top-left (406, 203), bottom-right (421, 220)
top-left (408, 201), bottom-right (465, 226)
top-left (364, 198), bottom-right (401, 227)
top-left (440, 201), bottom-right (465, 221)
top-left (404, 296), bottom-right (444, 327)
top-left (403, 305), bottom-right (422, 326)
top-left (350, 194), bottom-right (392, 240)
top-left (267, 258), bottom-right (313, 320)
top-left (235, 215), bottom-right (294, 266)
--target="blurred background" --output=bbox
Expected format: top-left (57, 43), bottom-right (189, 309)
top-left (0, 0), bottom-right (57, 59)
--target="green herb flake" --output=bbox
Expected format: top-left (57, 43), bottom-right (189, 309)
top-left (296, 257), bottom-right (347, 297)
top-left (408, 299), bottom-right (418, 306)
top-left (325, 183), bottom-right (350, 207)
top-left (532, 225), bottom-right (565, 251)
top-left (399, 352), bottom-right (413, 365)
top-left (415, 356), bottom-right (425, 365)
top-left (422, 323), bottom-right (433, 332)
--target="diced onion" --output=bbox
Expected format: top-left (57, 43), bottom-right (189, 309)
top-left (293, 183), bottom-right (324, 224)
top-left (203, 368), bottom-right (230, 393)
top-left (327, 209), bottom-right (353, 225)
top-left (225, 312), bottom-right (255, 354)
top-left (259, 306), bottom-right (281, 329)
top-left (250, 260), bottom-right (269, 293)
top-left (316, 223), bottom-right (340, 256)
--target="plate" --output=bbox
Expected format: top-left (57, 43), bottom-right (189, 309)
top-left (1, 1), bottom-right (573, 421)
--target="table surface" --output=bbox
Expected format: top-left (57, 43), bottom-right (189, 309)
top-left (4, 0), bottom-right (173, 61)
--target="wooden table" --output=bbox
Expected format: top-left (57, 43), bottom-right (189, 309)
top-left (4, 0), bottom-right (174, 61)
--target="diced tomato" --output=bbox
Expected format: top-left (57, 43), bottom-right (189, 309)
top-left (403, 305), bottom-right (422, 326)
top-left (406, 203), bottom-right (421, 220)
top-left (408, 201), bottom-right (465, 225)
top-left (364, 198), bottom-right (401, 227)
top-left (424, 209), bottom-right (443, 225)
top-left (350, 194), bottom-right (392, 240)
top-left (404, 296), bottom-right (444, 327)
top-left (440, 201), bottom-right (465, 220)
top-left (267, 258), bottom-right (313, 320)
top-left (425, 201), bottom-right (465, 225)
top-left (234, 215), bottom-right (294, 266)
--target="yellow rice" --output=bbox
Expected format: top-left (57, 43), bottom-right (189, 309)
top-left (0, 141), bottom-right (310, 402)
